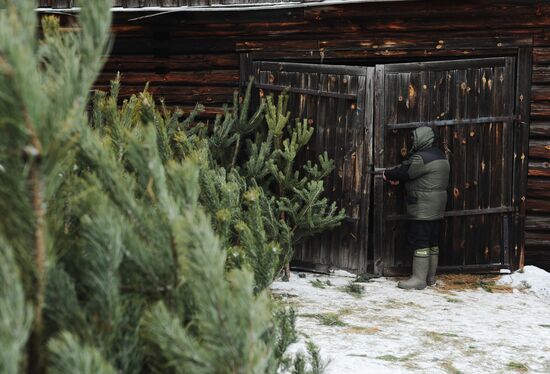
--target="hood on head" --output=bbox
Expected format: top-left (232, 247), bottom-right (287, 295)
top-left (412, 126), bottom-right (435, 151)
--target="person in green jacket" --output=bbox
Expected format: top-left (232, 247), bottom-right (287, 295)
top-left (383, 126), bottom-right (450, 290)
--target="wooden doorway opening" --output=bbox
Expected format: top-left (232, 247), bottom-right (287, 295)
top-left (248, 55), bottom-right (528, 275)
top-left (373, 57), bottom-right (518, 275)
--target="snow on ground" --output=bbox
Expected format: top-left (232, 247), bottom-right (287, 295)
top-left (271, 267), bottom-right (550, 374)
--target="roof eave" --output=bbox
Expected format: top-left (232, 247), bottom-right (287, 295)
top-left (36, 0), bottom-right (414, 13)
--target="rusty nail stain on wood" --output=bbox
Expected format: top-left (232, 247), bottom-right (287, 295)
top-left (408, 84), bottom-right (416, 98)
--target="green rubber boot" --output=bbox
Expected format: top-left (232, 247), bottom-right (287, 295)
top-left (426, 246), bottom-right (439, 286)
top-left (398, 248), bottom-right (430, 290)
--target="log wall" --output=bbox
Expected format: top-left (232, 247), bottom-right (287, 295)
top-left (46, 0), bottom-right (550, 270)
top-left (528, 30), bottom-right (550, 269)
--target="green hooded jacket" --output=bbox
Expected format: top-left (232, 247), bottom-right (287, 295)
top-left (384, 126), bottom-right (450, 220)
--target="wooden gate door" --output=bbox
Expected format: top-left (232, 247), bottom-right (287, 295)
top-left (373, 57), bottom-right (517, 275)
top-left (253, 61), bottom-right (374, 273)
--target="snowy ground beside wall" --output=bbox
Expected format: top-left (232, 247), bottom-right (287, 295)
top-left (272, 266), bottom-right (550, 374)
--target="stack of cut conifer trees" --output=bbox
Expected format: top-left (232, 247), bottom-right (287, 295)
top-left (0, 1), bottom-right (340, 373)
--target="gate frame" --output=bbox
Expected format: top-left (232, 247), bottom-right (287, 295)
top-left (373, 57), bottom-right (518, 276)
top-left (240, 42), bottom-right (533, 274)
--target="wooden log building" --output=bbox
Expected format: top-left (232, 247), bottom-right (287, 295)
top-left (38, 0), bottom-right (550, 275)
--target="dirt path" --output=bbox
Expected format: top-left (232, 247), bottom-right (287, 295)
top-left (272, 268), bottom-right (550, 373)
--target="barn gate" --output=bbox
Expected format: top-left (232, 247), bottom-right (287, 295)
top-left (252, 57), bottom-right (521, 275)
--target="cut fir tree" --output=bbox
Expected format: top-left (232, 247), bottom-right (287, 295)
top-left (0, 1), bottom-right (319, 373)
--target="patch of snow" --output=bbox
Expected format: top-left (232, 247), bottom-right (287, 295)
top-left (497, 265), bottom-right (550, 300)
top-left (272, 270), bottom-right (550, 374)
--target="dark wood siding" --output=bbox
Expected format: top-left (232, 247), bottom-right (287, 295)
top-left (43, 0), bottom-right (550, 269)
top-left (528, 30), bottom-right (550, 270)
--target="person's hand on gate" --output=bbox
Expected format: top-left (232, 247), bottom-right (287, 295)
top-left (383, 171), bottom-right (400, 186)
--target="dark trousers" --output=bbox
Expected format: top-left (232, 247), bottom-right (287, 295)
top-left (407, 220), bottom-right (442, 251)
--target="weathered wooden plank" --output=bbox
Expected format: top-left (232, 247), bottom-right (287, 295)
top-left (528, 161), bottom-right (550, 177)
top-left (526, 215), bottom-right (550, 231)
top-left (527, 178), bottom-right (550, 199)
top-left (526, 197), bottom-right (550, 215)
top-left (530, 101), bottom-right (550, 119)
top-left (97, 70), bottom-right (239, 86)
top-left (525, 232), bottom-right (550, 248)
top-left (304, 2), bottom-right (546, 21)
top-left (533, 47), bottom-right (550, 64)
top-left (532, 66), bottom-right (550, 84)
top-left (531, 85), bottom-right (550, 102)
top-left (528, 139), bottom-right (550, 159)
top-left (373, 64), bottom-right (385, 275)
top-left (111, 38), bottom-right (237, 54)
top-left (529, 121), bottom-right (550, 138)
top-left (236, 34), bottom-right (533, 52)
top-left (248, 48), bottom-right (522, 62)
top-left (513, 48), bottom-right (533, 269)
top-left (533, 28), bottom-right (550, 47)
top-left (94, 85), bottom-right (234, 104)
top-left (319, 37), bottom-right (531, 52)
top-left (102, 54), bottom-right (239, 72)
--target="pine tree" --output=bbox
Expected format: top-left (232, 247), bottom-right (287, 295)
top-left (0, 0), bottom-right (112, 371)
top-left (0, 1), bottom-right (297, 373)
top-left (194, 83), bottom-right (346, 288)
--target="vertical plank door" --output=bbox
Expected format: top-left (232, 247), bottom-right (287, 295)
top-left (253, 61), bottom-right (374, 273)
top-left (374, 57), bottom-right (517, 275)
